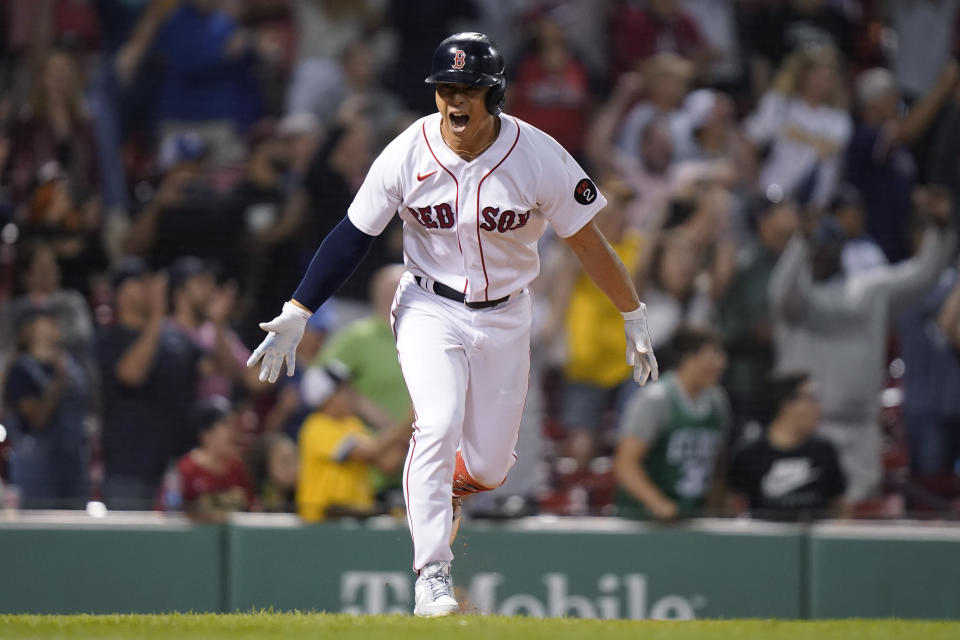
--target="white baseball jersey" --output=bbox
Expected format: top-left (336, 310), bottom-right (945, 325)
top-left (348, 113), bottom-right (607, 302)
top-left (350, 112), bottom-right (607, 574)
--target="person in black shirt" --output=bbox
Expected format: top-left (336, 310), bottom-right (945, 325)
top-left (3, 305), bottom-right (92, 508)
top-left (124, 134), bottom-right (226, 270)
top-left (728, 373), bottom-right (847, 521)
top-left (97, 258), bottom-right (203, 509)
top-left (220, 121), bottom-right (305, 345)
top-left (302, 121), bottom-right (402, 305)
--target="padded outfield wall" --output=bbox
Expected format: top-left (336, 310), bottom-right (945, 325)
top-left (1, 514), bottom-right (958, 619)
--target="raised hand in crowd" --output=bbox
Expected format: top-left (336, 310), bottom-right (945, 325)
top-left (913, 184), bottom-right (954, 229)
top-left (584, 71), bottom-right (645, 175)
top-left (115, 0), bottom-right (181, 83)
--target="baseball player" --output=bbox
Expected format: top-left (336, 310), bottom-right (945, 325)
top-left (247, 32), bottom-right (659, 617)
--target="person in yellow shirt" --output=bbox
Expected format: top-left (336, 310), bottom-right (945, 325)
top-left (296, 361), bottom-right (411, 522)
top-left (546, 177), bottom-right (644, 470)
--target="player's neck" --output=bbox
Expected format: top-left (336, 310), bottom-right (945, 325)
top-left (441, 115), bottom-right (500, 161)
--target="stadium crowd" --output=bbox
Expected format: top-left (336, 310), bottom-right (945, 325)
top-left (1, 0), bottom-right (960, 524)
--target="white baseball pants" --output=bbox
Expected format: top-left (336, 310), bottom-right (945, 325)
top-left (391, 272), bottom-right (530, 572)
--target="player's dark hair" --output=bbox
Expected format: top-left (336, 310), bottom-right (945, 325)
top-left (671, 326), bottom-right (722, 365)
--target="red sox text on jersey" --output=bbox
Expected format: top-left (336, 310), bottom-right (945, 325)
top-left (347, 113), bottom-right (607, 302)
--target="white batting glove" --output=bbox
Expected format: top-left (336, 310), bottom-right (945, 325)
top-left (623, 304), bottom-right (659, 386)
top-left (246, 301), bottom-right (312, 383)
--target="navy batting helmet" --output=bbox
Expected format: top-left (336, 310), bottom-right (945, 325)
top-left (425, 32), bottom-right (506, 115)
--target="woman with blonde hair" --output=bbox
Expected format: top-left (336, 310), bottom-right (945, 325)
top-left (744, 44), bottom-right (851, 208)
top-left (8, 48), bottom-right (99, 202)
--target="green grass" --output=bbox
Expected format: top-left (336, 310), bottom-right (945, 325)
top-left (0, 614), bottom-right (958, 640)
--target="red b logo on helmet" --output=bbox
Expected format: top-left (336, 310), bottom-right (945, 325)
top-left (452, 50), bottom-right (466, 70)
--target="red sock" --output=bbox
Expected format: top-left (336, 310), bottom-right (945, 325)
top-left (452, 450), bottom-right (502, 497)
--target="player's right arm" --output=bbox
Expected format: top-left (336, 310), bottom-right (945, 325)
top-left (245, 217), bottom-right (378, 383)
top-left (247, 126), bottom-right (410, 383)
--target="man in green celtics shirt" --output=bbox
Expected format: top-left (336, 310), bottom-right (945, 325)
top-left (614, 326), bottom-right (732, 520)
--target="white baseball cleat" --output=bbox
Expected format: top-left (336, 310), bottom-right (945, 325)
top-left (414, 561), bottom-right (459, 617)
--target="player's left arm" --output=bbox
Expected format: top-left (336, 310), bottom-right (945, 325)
top-left (564, 220), bottom-right (639, 311)
top-left (563, 220), bottom-right (659, 385)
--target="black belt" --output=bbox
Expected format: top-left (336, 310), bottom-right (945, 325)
top-left (414, 276), bottom-right (510, 309)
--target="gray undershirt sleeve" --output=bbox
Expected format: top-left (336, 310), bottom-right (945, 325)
top-left (619, 383), bottom-right (670, 444)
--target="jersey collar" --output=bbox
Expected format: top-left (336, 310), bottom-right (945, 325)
top-left (425, 113), bottom-right (518, 169)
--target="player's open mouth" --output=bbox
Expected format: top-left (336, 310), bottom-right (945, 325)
top-left (449, 113), bottom-right (469, 133)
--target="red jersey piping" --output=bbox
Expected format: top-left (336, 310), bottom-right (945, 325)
top-left (422, 121), bottom-right (463, 260)
top-left (475, 118), bottom-right (521, 300)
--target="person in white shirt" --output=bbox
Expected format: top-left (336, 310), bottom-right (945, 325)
top-left (744, 44), bottom-right (852, 208)
top-left (615, 54), bottom-right (697, 165)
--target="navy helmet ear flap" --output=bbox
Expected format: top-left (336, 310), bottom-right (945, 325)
top-left (485, 76), bottom-right (506, 115)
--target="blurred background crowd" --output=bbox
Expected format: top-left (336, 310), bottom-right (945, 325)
top-left (1, 0), bottom-right (960, 524)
